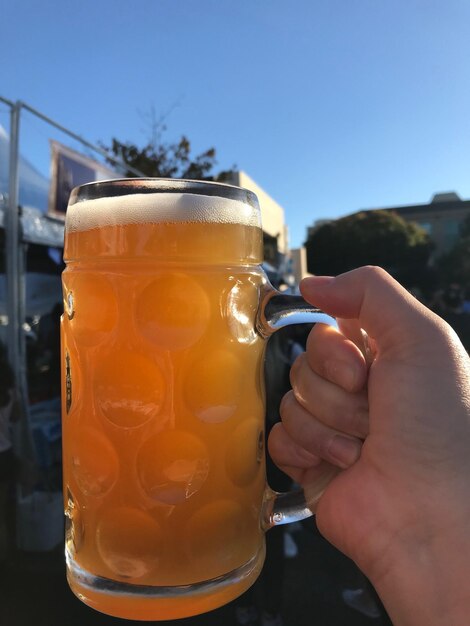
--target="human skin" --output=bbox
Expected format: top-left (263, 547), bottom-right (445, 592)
top-left (268, 266), bottom-right (470, 625)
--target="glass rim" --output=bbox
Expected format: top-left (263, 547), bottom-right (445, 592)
top-left (69, 178), bottom-right (259, 209)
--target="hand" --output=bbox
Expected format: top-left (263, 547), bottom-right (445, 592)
top-left (268, 266), bottom-right (470, 624)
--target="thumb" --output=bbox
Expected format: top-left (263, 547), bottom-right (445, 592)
top-left (300, 266), bottom-right (450, 353)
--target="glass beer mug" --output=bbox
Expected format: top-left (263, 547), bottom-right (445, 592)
top-left (61, 179), bottom-right (337, 620)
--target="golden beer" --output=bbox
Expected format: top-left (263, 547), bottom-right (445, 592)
top-left (61, 182), bottom-right (269, 619)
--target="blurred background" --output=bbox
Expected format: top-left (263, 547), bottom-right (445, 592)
top-left (1, 1), bottom-right (469, 624)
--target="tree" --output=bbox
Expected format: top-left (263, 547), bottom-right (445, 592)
top-left (105, 136), bottom-right (218, 180)
top-left (101, 109), bottom-right (233, 181)
top-left (305, 210), bottom-right (434, 291)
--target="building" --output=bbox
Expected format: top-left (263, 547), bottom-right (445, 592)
top-left (225, 171), bottom-right (288, 267)
top-left (289, 246), bottom-right (311, 284)
top-left (382, 192), bottom-right (470, 258)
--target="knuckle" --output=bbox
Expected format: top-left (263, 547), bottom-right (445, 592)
top-left (280, 389), bottom-right (296, 419)
top-left (289, 352), bottom-right (305, 385)
top-left (267, 424), bottom-right (283, 457)
top-left (305, 388), bottom-right (366, 439)
top-left (319, 431), bottom-right (337, 460)
top-left (359, 265), bottom-right (389, 282)
top-left (290, 374), bottom-right (307, 407)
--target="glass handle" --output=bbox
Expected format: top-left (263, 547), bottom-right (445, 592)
top-left (258, 290), bottom-right (339, 529)
top-left (257, 291), bottom-right (338, 337)
top-left (262, 464), bottom-right (340, 529)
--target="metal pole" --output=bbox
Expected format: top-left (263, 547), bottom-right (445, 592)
top-left (2, 96), bottom-right (38, 477)
top-left (19, 100), bottom-right (145, 178)
top-left (5, 101), bottom-right (21, 381)
top-left (0, 95), bottom-right (15, 108)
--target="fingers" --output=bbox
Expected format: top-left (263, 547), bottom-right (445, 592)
top-left (268, 422), bottom-right (321, 483)
top-left (268, 317), bottom-right (370, 476)
top-left (300, 266), bottom-right (438, 351)
top-left (291, 353), bottom-right (369, 439)
top-left (304, 322), bottom-right (368, 393)
top-left (336, 319), bottom-right (377, 366)
top-left (279, 390), bottom-right (363, 470)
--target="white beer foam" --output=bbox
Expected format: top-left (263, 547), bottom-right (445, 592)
top-left (66, 193), bottom-right (261, 232)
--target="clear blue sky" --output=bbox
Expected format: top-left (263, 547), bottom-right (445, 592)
top-left (2, 0), bottom-right (470, 247)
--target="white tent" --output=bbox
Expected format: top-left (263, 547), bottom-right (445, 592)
top-left (0, 125), bottom-right (50, 212)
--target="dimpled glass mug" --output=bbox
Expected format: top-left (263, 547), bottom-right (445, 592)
top-left (61, 179), bottom-right (336, 621)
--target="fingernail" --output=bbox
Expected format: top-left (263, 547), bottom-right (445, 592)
top-left (311, 276), bottom-right (335, 286)
top-left (328, 435), bottom-right (361, 469)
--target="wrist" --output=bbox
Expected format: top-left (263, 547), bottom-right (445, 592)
top-left (368, 523), bottom-right (470, 625)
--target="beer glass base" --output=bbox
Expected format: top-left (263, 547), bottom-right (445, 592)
top-left (65, 545), bottom-right (265, 621)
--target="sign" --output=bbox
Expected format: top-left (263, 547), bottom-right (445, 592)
top-left (48, 141), bottom-right (119, 218)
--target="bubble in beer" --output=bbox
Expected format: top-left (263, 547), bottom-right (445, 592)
top-left (70, 427), bottom-right (119, 497)
top-left (225, 419), bottom-right (263, 487)
top-left (137, 430), bottom-right (209, 504)
top-left (185, 500), bottom-right (257, 578)
top-left (96, 507), bottom-right (162, 579)
top-left (135, 273), bottom-right (210, 350)
top-left (64, 273), bottom-right (118, 346)
top-left (95, 350), bottom-right (165, 428)
top-left (184, 350), bottom-right (243, 423)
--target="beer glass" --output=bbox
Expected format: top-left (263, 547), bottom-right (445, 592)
top-left (61, 179), bottom-right (336, 620)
